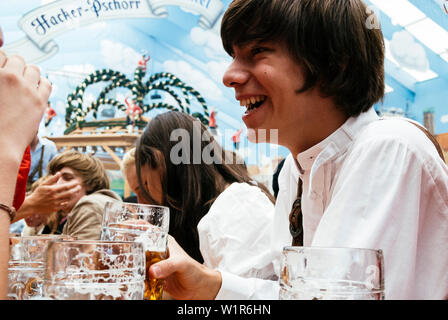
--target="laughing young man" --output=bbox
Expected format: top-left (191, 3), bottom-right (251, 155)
top-left (147, 0), bottom-right (448, 300)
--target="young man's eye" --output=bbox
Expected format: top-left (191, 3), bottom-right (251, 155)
top-left (251, 47), bottom-right (266, 56)
top-left (61, 174), bottom-right (73, 181)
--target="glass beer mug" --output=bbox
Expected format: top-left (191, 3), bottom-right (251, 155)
top-left (8, 234), bottom-right (73, 300)
top-left (44, 240), bottom-right (145, 300)
top-left (100, 201), bottom-right (170, 300)
top-left (279, 246), bottom-right (385, 300)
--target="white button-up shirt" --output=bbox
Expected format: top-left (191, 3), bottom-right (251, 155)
top-left (217, 108), bottom-right (448, 300)
top-left (198, 182), bottom-right (276, 279)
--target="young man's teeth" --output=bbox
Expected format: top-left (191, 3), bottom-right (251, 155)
top-left (240, 96), bottom-right (265, 109)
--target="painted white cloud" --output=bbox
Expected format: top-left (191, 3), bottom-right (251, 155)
top-left (101, 40), bottom-right (142, 73)
top-left (50, 118), bottom-right (65, 136)
top-left (441, 114), bottom-right (448, 123)
top-left (54, 100), bottom-right (66, 115)
top-left (62, 64), bottom-right (96, 75)
top-left (87, 22), bottom-right (107, 31)
top-left (84, 93), bottom-right (96, 106)
top-left (163, 60), bottom-right (223, 100)
top-left (190, 27), bottom-right (229, 60)
top-left (390, 31), bottom-right (429, 72)
top-left (189, 26), bottom-right (231, 94)
top-left (60, 64), bottom-right (96, 88)
top-left (207, 60), bottom-right (231, 85)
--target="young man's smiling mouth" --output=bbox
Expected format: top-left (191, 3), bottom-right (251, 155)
top-left (239, 95), bottom-right (267, 114)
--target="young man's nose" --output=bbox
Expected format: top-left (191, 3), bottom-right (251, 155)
top-left (222, 61), bottom-right (249, 88)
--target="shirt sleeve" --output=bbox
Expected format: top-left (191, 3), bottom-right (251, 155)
top-left (197, 183), bottom-right (276, 279)
top-left (311, 135), bottom-right (448, 299)
top-left (215, 270), bottom-right (280, 300)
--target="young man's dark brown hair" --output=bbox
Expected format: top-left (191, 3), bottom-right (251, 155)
top-left (221, 0), bottom-right (385, 118)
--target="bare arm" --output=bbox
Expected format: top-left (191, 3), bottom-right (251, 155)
top-left (0, 49), bottom-right (51, 299)
top-left (0, 155), bottom-right (22, 299)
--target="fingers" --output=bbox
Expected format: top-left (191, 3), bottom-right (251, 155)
top-left (38, 76), bottom-right (52, 100)
top-left (149, 258), bottom-right (176, 279)
top-left (54, 184), bottom-right (81, 203)
top-left (1, 52), bottom-right (51, 100)
top-left (23, 64), bottom-right (41, 87)
top-left (0, 50), bottom-right (6, 67)
top-left (149, 237), bottom-right (187, 279)
top-left (42, 172), bottom-right (62, 186)
top-left (53, 179), bottom-right (81, 194)
top-left (3, 54), bottom-right (25, 74)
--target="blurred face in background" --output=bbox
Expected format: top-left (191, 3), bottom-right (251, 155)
top-left (124, 163), bottom-right (144, 203)
top-left (139, 164), bottom-right (163, 205)
top-left (56, 167), bottom-right (87, 213)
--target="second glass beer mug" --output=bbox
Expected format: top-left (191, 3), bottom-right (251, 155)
top-left (44, 240), bottom-right (145, 300)
top-left (100, 201), bottom-right (170, 300)
top-left (279, 246), bottom-right (385, 300)
top-left (8, 234), bottom-right (73, 300)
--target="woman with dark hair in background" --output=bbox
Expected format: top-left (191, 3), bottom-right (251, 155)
top-left (135, 111), bottom-right (276, 280)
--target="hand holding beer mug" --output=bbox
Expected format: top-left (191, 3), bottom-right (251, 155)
top-left (100, 201), bottom-right (170, 300)
top-left (279, 247), bottom-right (385, 300)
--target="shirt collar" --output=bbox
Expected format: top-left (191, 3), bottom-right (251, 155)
top-left (296, 107), bottom-right (379, 172)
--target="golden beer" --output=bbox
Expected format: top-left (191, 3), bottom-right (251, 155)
top-left (144, 250), bottom-right (168, 300)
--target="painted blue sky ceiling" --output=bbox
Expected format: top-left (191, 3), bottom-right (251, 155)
top-left (1, 0), bottom-right (448, 165)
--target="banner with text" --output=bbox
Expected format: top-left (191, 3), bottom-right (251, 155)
top-left (4, 0), bottom-right (224, 63)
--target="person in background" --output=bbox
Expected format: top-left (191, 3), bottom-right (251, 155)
top-left (27, 131), bottom-right (58, 189)
top-left (0, 24), bottom-right (52, 298)
top-left (44, 101), bottom-right (57, 127)
top-left (10, 126), bottom-right (60, 233)
top-left (44, 150), bottom-right (122, 240)
top-left (135, 111), bottom-right (276, 279)
top-left (21, 176), bottom-right (68, 236)
top-left (12, 170), bottom-right (82, 229)
top-left (121, 148), bottom-right (140, 204)
top-left (208, 107), bottom-right (218, 136)
top-left (125, 96), bottom-right (143, 133)
top-left (8, 146), bottom-right (32, 235)
top-left (145, 0), bottom-right (448, 300)
top-left (231, 128), bottom-right (243, 150)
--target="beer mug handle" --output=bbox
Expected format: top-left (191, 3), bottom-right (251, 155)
top-left (25, 277), bottom-right (44, 299)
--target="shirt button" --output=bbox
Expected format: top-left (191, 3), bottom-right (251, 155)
top-left (310, 191), bottom-right (319, 200)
